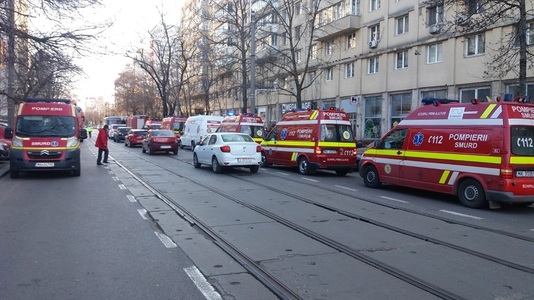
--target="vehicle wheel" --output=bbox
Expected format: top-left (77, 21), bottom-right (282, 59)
top-left (124, 141), bottom-right (128, 147)
top-left (335, 170), bottom-right (349, 176)
top-left (10, 169), bottom-right (18, 179)
top-left (193, 154), bottom-right (201, 168)
top-left (73, 168), bottom-right (81, 176)
top-left (212, 156), bottom-right (222, 173)
top-left (148, 147), bottom-right (154, 155)
top-left (191, 141), bottom-right (196, 151)
top-left (458, 179), bottom-right (487, 209)
top-left (261, 152), bottom-right (272, 168)
top-left (173, 149), bottom-right (178, 155)
top-left (298, 157), bottom-right (312, 175)
top-left (180, 143), bottom-right (184, 149)
top-left (142, 145), bottom-right (146, 153)
top-left (250, 165), bottom-right (259, 173)
top-left (362, 165), bottom-right (381, 188)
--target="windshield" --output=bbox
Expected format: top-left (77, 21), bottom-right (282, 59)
top-left (320, 124), bottom-right (354, 142)
top-left (16, 116), bottom-right (76, 137)
top-left (240, 125), bottom-right (264, 138)
top-left (511, 126), bottom-right (534, 156)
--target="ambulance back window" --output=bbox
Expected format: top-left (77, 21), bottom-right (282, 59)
top-left (511, 126), bottom-right (534, 156)
top-left (240, 125), bottom-right (264, 138)
top-left (320, 124), bottom-right (354, 142)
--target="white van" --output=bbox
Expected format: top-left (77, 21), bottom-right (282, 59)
top-left (180, 115), bottom-right (224, 150)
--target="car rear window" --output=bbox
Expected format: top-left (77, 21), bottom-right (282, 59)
top-left (222, 134), bottom-right (253, 143)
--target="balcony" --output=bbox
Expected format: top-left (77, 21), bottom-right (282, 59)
top-left (315, 15), bottom-right (361, 42)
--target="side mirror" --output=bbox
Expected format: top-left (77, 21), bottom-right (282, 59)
top-left (4, 127), bottom-right (13, 139)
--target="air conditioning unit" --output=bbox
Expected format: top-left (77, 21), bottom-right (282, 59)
top-left (369, 40), bottom-right (378, 48)
top-left (429, 24), bottom-right (441, 34)
top-left (456, 15), bottom-right (470, 26)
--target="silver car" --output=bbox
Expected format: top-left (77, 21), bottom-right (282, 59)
top-left (193, 133), bottom-right (261, 173)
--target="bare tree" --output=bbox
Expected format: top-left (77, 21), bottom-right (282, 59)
top-left (424, 0), bottom-right (533, 95)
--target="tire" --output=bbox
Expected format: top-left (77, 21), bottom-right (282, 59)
top-left (212, 156), bottom-right (222, 173)
top-left (362, 165), bottom-right (381, 188)
top-left (298, 157), bottom-right (312, 175)
top-left (458, 179), bottom-right (487, 209)
top-left (335, 170), bottom-right (349, 176)
top-left (124, 141), bottom-right (128, 147)
top-left (180, 143), bottom-right (184, 149)
top-left (10, 169), bottom-right (18, 179)
top-left (250, 165), bottom-right (259, 173)
top-left (173, 149), bottom-right (178, 155)
top-left (261, 152), bottom-right (272, 168)
top-left (193, 154), bottom-right (201, 168)
top-left (73, 168), bottom-right (81, 176)
top-left (191, 141), bottom-right (196, 151)
top-left (142, 145), bottom-right (146, 153)
top-left (148, 147), bottom-right (154, 155)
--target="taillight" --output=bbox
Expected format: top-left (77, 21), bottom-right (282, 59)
top-left (256, 145), bottom-right (261, 152)
top-left (151, 138), bottom-right (157, 143)
top-left (501, 166), bottom-right (513, 178)
top-left (315, 146), bottom-right (322, 154)
top-left (221, 145), bottom-right (231, 152)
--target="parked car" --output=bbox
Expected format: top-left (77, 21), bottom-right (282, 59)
top-left (0, 123), bottom-right (11, 160)
top-left (114, 126), bottom-right (132, 142)
top-left (125, 129), bottom-right (148, 147)
top-left (141, 129), bottom-right (179, 155)
top-left (193, 132), bottom-right (261, 174)
top-left (108, 124), bottom-right (124, 139)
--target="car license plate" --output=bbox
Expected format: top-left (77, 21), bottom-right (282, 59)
top-left (238, 158), bottom-right (254, 163)
top-left (516, 171), bottom-right (534, 177)
top-left (323, 149), bottom-right (337, 154)
top-left (160, 145), bottom-right (171, 149)
top-left (35, 162), bottom-right (54, 167)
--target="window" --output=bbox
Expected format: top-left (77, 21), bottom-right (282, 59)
top-left (350, 0), bottom-right (360, 15)
top-left (466, 0), bottom-right (486, 15)
top-left (368, 56), bottom-right (379, 74)
top-left (379, 128), bottom-right (407, 150)
top-left (325, 67), bottom-right (333, 81)
top-left (466, 33), bottom-right (485, 56)
top-left (325, 40), bottom-right (334, 55)
top-left (345, 62), bottom-right (355, 78)
top-left (507, 83), bottom-right (534, 98)
top-left (311, 44), bottom-right (317, 60)
top-left (391, 93), bottom-right (412, 128)
top-left (395, 50), bottom-right (408, 69)
top-left (370, 0), bottom-right (380, 11)
top-left (427, 43), bottom-right (442, 63)
top-left (364, 96), bottom-right (383, 138)
top-left (347, 32), bottom-right (357, 49)
top-left (296, 1), bottom-right (303, 15)
top-left (369, 24), bottom-right (380, 42)
top-left (283, 32), bottom-right (289, 45)
top-left (421, 89), bottom-right (447, 101)
top-left (295, 25), bottom-right (301, 40)
top-left (296, 49), bottom-right (302, 63)
top-left (396, 15), bottom-right (409, 35)
top-left (427, 6), bottom-right (443, 26)
top-left (308, 71), bottom-right (316, 84)
top-left (460, 87), bottom-right (491, 103)
top-left (526, 23), bottom-right (534, 46)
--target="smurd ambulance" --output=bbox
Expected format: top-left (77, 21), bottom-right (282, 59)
top-left (6, 98), bottom-right (87, 178)
top-left (261, 108), bottom-right (357, 175)
top-left (216, 114), bottom-right (265, 143)
top-left (359, 98), bottom-right (534, 209)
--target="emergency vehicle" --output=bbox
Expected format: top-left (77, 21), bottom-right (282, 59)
top-left (180, 115), bottom-right (224, 150)
top-left (5, 98), bottom-right (87, 178)
top-left (143, 118), bottom-right (162, 129)
top-left (127, 115), bottom-right (149, 129)
top-left (359, 98), bottom-right (534, 209)
top-left (161, 116), bottom-right (187, 136)
top-left (260, 108), bottom-right (357, 175)
top-left (216, 114), bottom-right (265, 143)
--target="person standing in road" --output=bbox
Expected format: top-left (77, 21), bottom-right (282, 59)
top-left (95, 125), bottom-right (109, 165)
top-left (86, 124), bottom-right (93, 138)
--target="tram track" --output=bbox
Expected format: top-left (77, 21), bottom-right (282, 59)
top-left (107, 148), bottom-right (532, 299)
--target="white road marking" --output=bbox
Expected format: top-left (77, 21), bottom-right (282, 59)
top-left (302, 177), bottom-right (318, 182)
top-left (335, 185), bottom-right (358, 192)
top-left (154, 231), bottom-right (177, 248)
top-left (276, 172), bottom-right (290, 176)
top-left (137, 209), bottom-right (148, 220)
top-left (118, 184), bottom-right (127, 190)
top-left (127, 195), bottom-right (136, 202)
top-left (184, 266), bottom-right (223, 300)
top-left (112, 177), bottom-right (119, 181)
top-left (440, 210), bottom-right (483, 220)
top-left (380, 196), bottom-right (409, 203)
top-left (530, 229), bottom-right (534, 232)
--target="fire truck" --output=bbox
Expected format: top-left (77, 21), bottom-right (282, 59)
top-left (5, 98), bottom-right (87, 178)
top-left (126, 115), bottom-right (149, 129)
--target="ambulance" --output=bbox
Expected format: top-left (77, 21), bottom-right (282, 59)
top-left (216, 114), bottom-right (265, 143)
top-left (260, 108), bottom-right (357, 175)
top-left (359, 98), bottom-right (534, 209)
top-left (161, 116), bottom-right (187, 136)
top-left (5, 98), bottom-right (87, 178)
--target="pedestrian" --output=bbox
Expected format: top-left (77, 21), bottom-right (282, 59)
top-left (86, 124), bottom-right (93, 138)
top-left (95, 125), bottom-right (109, 165)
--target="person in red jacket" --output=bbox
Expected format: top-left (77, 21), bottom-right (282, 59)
top-left (95, 125), bottom-right (109, 165)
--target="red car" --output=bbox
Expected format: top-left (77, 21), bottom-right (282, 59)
top-left (142, 129), bottom-right (179, 155)
top-left (0, 123), bottom-right (11, 160)
top-left (124, 129), bottom-right (148, 148)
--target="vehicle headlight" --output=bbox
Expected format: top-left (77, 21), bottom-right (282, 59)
top-left (67, 136), bottom-right (78, 147)
top-left (12, 136), bottom-right (23, 147)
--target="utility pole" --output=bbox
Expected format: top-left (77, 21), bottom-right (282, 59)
top-left (249, 10), bottom-right (256, 114)
top-left (7, 0), bottom-right (15, 127)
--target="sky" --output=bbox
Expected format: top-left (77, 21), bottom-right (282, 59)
top-left (74, 0), bottom-right (183, 103)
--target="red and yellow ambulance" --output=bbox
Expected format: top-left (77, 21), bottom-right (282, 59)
top-left (6, 98), bottom-right (87, 178)
top-left (359, 98), bottom-right (534, 208)
top-left (217, 114), bottom-right (265, 143)
top-left (261, 108), bottom-right (357, 175)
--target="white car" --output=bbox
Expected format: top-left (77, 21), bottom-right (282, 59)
top-left (193, 132), bottom-right (261, 173)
